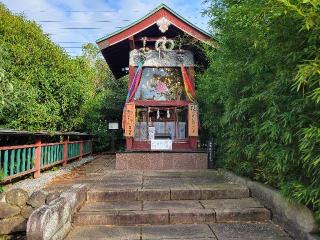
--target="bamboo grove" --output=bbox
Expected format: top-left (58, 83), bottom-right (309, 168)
top-left (198, 0), bottom-right (320, 222)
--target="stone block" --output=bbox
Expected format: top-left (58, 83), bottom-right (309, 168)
top-left (116, 152), bottom-right (208, 170)
top-left (80, 201), bottom-right (141, 212)
top-left (201, 198), bottom-right (263, 209)
top-left (117, 211), bottom-right (137, 226)
top-left (21, 205), bottom-right (34, 219)
top-left (27, 190), bottom-right (48, 208)
top-left (127, 158), bottom-right (150, 170)
top-left (200, 185), bottom-right (249, 200)
top-left (215, 208), bottom-right (270, 222)
top-left (134, 210), bottom-right (169, 225)
top-left (65, 226), bottom-right (141, 240)
top-left (142, 224), bottom-right (216, 240)
top-left (115, 157), bottom-right (127, 170)
top-left (73, 212), bottom-right (117, 226)
top-left (150, 158), bottom-right (163, 169)
top-left (196, 157), bottom-right (208, 169)
top-left (51, 220), bottom-right (71, 240)
top-left (143, 200), bottom-right (203, 210)
top-left (0, 216), bottom-right (26, 235)
top-left (60, 184), bottom-right (87, 213)
top-left (0, 202), bottom-right (20, 219)
top-left (209, 222), bottom-right (291, 240)
top-left (172, 157), bottom-right (196, 169)
top-left (169, 209), bottom-right (216, 224)
top-left (46, 192), bottom-right (61, 205)
top-left (117, 210), bottom-right (169, 226)
top-left (221, 169), bottom-right (319, 236)
top-left (88, 189), bottom-right (138, 202)
top-left (27, 197), bottom-right (71, 240)
top-left (138, 189), bottom-right (170, 201)
top-left (170, 188), bottom-right (201, 200)
top-left (5, 189), bottom-right (29, 207)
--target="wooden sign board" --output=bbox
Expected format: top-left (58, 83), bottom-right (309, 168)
top-left (124, 103), bottom-right (135, 137)
top-left (188, 104), bottom-right (198, 137)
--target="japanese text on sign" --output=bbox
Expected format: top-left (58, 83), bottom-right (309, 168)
top-left (124, 103), bottom-right (135, 137)
top-left (188, 104), bottom-right (198, 136)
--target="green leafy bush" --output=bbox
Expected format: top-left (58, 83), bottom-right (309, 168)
top-left (0, 4), bottom-right (126, 151)
top-left (199, 0), bottom-right (320, 222)
top-left (0, 4), bottom-right (95, 131)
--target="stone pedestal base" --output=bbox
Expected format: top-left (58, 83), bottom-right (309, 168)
top-left (116, 151), bottom-right (208, 170)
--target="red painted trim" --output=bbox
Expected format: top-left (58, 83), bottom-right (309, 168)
top-left (134, 100), bottom-right (190, 107)
top-left (2, 169), bottom-right (35, 182)
top-left (41, 142), bottom-right (63, 146)
top-left (98, 8), bottom-right (210, 49)
top-left (128, 66), bottom-right (135, 89)
top-left (33, 137), bottom-right (42, 178)
top-left (189, 136), bottom-right (197, 149)
top-left (126, 137), bottom-right (133, 150)
top-left (0, 144), bottom-right (36, 150)
top-left (130, 139), bottom-right (197, 151)
top-left (41, 160), bottom-right (64, 170)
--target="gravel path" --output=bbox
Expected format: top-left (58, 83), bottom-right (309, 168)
top-left (4, 156), bottom-right (96, 194)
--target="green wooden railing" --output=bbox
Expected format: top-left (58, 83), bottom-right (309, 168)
top-left (0, 140), bottom-right (92, 181)
top-left (41, 144), bottom-right (63, 167)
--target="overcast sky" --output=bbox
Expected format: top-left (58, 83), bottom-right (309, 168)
top-left (1, 0), bottom-right (210, 56)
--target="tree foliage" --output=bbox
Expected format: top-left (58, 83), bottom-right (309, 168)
top-left (199, 0), bottom-right (320, 222)
top-left (80, 43), bottom-right (127, 152)
top-left (0, 4), bottom-right (126, 151)
top-left (0, 4), bottom-right (95, 131)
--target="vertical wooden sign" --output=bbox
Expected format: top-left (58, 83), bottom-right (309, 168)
top-left (188, 104), bottom-right (198, 136)
top-left (124, 103), bottom-right (135, 137)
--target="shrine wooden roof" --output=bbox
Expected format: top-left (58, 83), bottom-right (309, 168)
top-left (96, 4), bottom-right (213, 79)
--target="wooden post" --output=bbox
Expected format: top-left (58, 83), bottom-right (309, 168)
top-left (63, 137), bottom-right (68, 166)
top-left (126, 137), bottom-right (133, 150)
top-left (33, 137), bottom-right (42, 178)
top-left (90, 138), bottom-right (93, 155)
top-left (79, 138), bottom-right (83, 160)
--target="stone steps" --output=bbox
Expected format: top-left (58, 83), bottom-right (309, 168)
top-left (66, 223), bottom-right (291, 240)
top-left (64, 170), bottom-right (292, 239)
top-left (73, 198), bottom-right (270, 226)
top-left (87, 184), bottom-right (250, 202)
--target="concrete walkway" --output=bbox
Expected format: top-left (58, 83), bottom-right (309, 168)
top-left (46, 155), bottom-right (292, 240)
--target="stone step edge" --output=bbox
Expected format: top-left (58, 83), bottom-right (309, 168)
top-left (87, 187), bottom-right (250, 202)
top-left (73, 208), bottom-right (270, 226)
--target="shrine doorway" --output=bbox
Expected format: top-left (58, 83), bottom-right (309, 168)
top-left (134, 106), bottom-right (188, 141)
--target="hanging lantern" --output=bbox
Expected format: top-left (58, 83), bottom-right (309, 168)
top-left (157, 109), bottom-right (160, 119)
top-left (167, 109), bottom-right (170, 118)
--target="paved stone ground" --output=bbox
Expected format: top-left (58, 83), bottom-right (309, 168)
top-left (44, 154), bottom-right (115, 191)
top-left (45, 155), bottom-right (292, 240)
top-left (2, 156), bottom-right (95, 195)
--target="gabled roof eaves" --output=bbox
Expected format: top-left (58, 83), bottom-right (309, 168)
top-left (96, 3), bottom-right (212, 44)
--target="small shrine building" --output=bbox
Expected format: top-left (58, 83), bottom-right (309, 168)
top-left (96, 4), bottom-right (212, 154)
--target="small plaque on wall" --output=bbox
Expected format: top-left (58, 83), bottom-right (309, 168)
top-left (151, 139), bottom-right (172, 151)
top-left (188, 104), bottom-right (199, 136)
top-left (124, 103), bottom-right (135, 137)
top-left (109, 122), bottom-right (119, 130)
